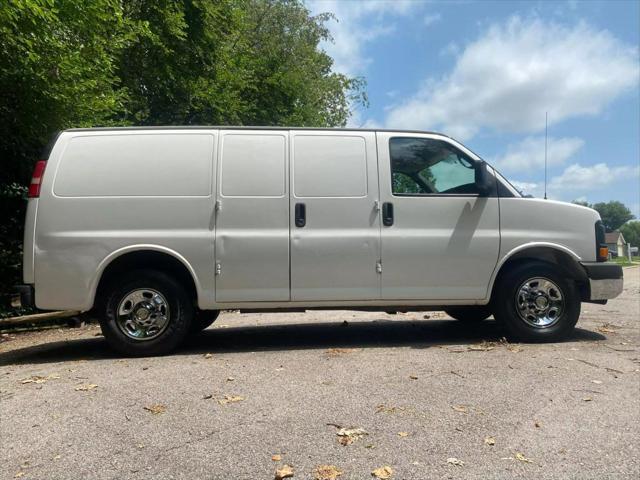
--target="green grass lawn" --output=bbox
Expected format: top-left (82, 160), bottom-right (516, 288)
top-left (611, 255), bottom-right (640, 266)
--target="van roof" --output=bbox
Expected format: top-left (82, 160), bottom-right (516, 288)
top-left (64, 126), bottom-right (451, 138)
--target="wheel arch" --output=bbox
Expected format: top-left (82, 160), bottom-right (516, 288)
top-left (90, 245), bottom-right (200, 311)
top-left (489, 243), bottom-right (588, 301)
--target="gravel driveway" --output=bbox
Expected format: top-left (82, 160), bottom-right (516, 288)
top-left (1, 267), bottom-right (638, 480)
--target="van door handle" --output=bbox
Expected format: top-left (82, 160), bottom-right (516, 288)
top-left (295, 203), bottom-right (306, 227)
top-left (382, 202), bottom-right (394, 226)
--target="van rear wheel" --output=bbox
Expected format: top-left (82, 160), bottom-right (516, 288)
top-left (99, 269), bottom-right (194, 356)
top-left (493, 261), bottom-right (580, 342)
top-left (445, 306), bottom-right (492, 322)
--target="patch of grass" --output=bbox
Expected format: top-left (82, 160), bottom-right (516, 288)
top-left (611, 255), bottom-right (640, 266)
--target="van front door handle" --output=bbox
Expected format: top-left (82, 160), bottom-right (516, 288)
top-left (295, 203), bottom-right (306, 227)
top-left (382, 202), bottom-right (394, 226)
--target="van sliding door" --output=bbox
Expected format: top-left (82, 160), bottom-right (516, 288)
top-left (289, 131), bottom-right (381, 301)
top-left (214, 130), bottom-right (290, 302)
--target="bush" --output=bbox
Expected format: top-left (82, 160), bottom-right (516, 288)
top-left (0, 183), bottom-right (29, 318)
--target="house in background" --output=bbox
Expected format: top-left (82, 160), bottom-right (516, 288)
top-left (605, 231), bottom-right (627, 257)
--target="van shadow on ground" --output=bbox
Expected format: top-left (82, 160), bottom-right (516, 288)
top-left (0, 317), bottom-right (606, 366)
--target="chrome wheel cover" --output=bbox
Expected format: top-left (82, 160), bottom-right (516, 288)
top-left (116, 289), bottom-right (170, 341)
top-left (515, 277), bottom-right (564, 328)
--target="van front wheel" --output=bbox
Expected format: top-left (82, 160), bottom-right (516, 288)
top-left (100, 269), bottom-right (194, 356)
top-left (493, 262), bottom-right (580, 342)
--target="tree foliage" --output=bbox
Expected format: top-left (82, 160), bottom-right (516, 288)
top-left (0, 0), bottom-right (366, 310)
top-left (573, 200), bottom-right (635, 232)
top-left (620, 221), bottom-right (640, 248)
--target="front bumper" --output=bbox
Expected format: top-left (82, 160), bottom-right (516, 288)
top-left (12, 284), bottom-right (35, 309)
top-left (580, 262), bottom-right (623, 301)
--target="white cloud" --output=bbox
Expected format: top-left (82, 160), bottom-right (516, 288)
top-left (493, 136), bottom-right (584, 172)
top-left (385, 16), bottom-right (639, 140)
top-left (508, 163), bottom-right (640, 199)
top-left (307, 1), bottom-right (416, 76)
top-left (345, 108), bottom-right (381, 129)
top-left (510, 180), bottom-right (541, 197)
top-left (423, 13), bottom-right (442, 26)
top-left (549, 163), bottom-right (640, 192)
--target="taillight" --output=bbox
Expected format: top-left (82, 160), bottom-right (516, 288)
top-left (28, 160), bottom-right (47, 198)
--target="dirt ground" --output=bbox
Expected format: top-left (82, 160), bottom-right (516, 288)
top-left (1, 267), bottom-right (638, 480)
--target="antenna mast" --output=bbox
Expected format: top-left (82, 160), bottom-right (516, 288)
top-left (544, 111), bottom-right (548, 200)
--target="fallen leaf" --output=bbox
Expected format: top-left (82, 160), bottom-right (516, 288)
top-left (74, 384), bottom-right (98, 391)
top-left (143, 404), bottom-right (166, 415)
top-left (484, 436), bottom-right (495, 446)
top-left (591, 380), bottom-right (603, 384)
top-left (447, 345), bottom-right (467, 353)
top-left (468, 342), bottom-right (494, 351)
top-left (14, 472), bottom-right (25, 478)
top-left (21, 374), bottom-right (60, 384)
top-left (371, 466), bottom-right (393, 479)
top-left (336, 427), bottom-right (368, 446)
top-left (375, 404), bottom-right (398, 414)
top-left (452, 405), bottom-right (468, 413)
top-left (597, 327), bottom-right (615, 334)
top-left (275, 464), bottom-right (294, 480)
top-left (315, 465), bottom-right (343, 480)
top-left (583, 397), bottom-right (593, 402)
top-left (447, 457), bottom-right (464, 466)
top-left (534, 421), bottom-right (541, 428)
top-left (397, 432), bottom-right (409, 437)
top-left (203, 394), bottom-right (213, 399)
top-left (218, 394), bottom-right (244, 405)
top-left (204, 353), bottom-right (213, 359)
top-left (409, 375), bottom-right (418, 380)
top-left (515, 452), bottom-right (532, 463)
top-left (272, 454), bottom-right (282, 462)
top-left (325, 348), bottom-right (360, 357)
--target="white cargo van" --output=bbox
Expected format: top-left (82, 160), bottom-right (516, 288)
top-left (16, 127), bottom-right (623, 355)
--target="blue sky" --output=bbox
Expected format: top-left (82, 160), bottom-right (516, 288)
top-left (308, 0), bottom-right (640, 216)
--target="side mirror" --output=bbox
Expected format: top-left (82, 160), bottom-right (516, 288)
top-left (474, 161), bottom-right (493, 197)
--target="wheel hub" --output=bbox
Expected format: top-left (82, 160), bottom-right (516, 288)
top-left (116, 289), bottom-right (170, 341)
top-left (534, 295), bottom-right (549, 310)
top-left (515, 277), bottom-right (564, 328)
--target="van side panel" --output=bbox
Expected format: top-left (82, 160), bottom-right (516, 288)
top-left (498, 198), bottom-right (599, 262)
top-left (33, 131), bottom-right (217, 311)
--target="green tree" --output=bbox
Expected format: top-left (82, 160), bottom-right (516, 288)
top-left (0, 0), bottom-right (141, 309)
top-left (592, 201), bottom-right (635, 232)
top-left (116, 0), bottom-right (365, 127)
top-left (620, 221), bottom-right (640, 248)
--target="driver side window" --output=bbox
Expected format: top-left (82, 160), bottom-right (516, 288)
top-left (390, 137), bottom-right (479, 195)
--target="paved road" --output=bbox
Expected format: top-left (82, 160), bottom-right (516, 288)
top-left (1, 268), bottom-right (638, 480)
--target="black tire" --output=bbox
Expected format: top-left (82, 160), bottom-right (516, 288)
top-left (190, 310), bottom-right (220, 333)
top-left (445, 306), bottom-right (492, 322)
top-left (99, 269), bottom-right (194, 356)
top-left (493, 261), bottom-right (580, 342)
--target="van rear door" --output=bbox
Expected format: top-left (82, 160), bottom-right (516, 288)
top-left (289, 131), bottom-right (381, 301)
